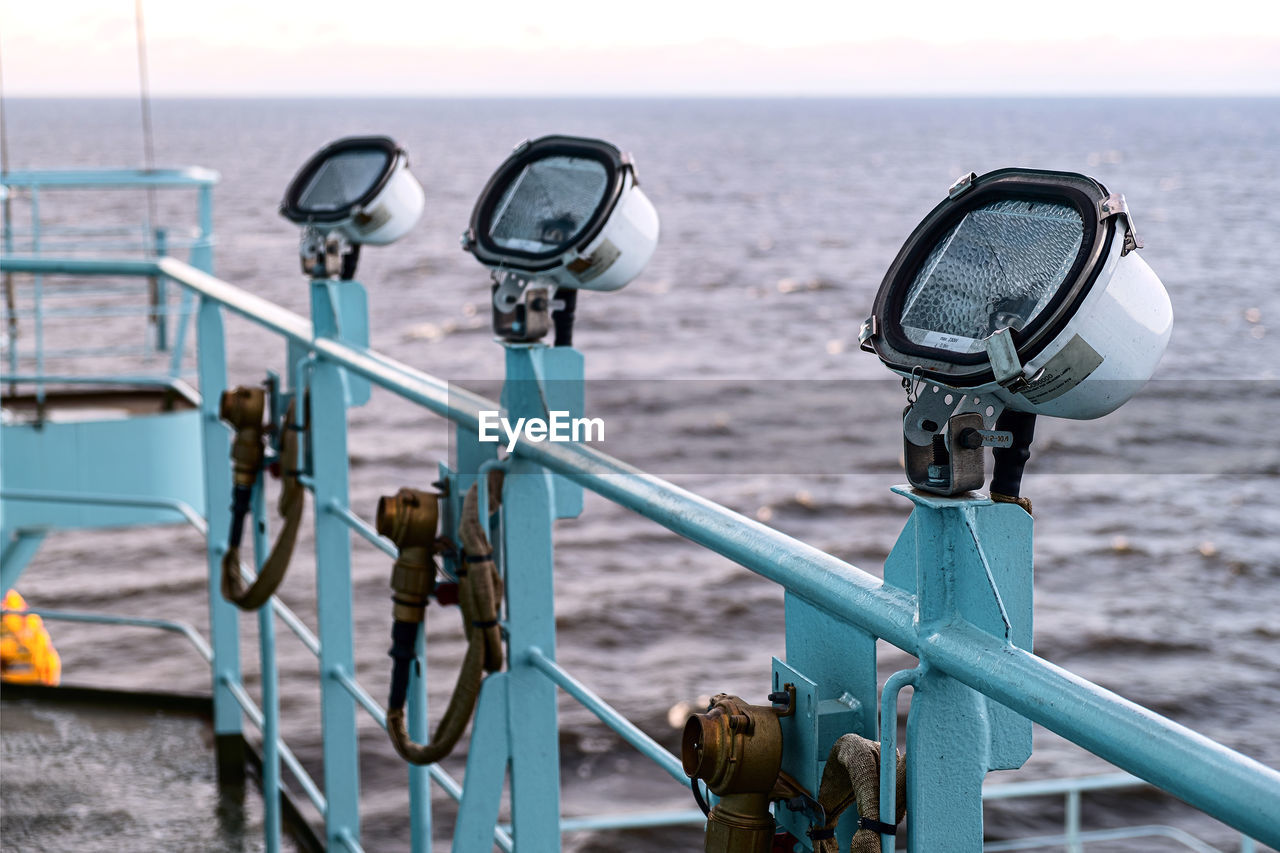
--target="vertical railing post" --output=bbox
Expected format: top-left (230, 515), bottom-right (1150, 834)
top-left (407, 622), bottom-right (431, 853)
top-left (498, 343), bottom-right (564, 850)
top-left (193, 184), bottom-right (215, 275)
top-left (153, 227), bottom-right (169, 352)
top-left (30, 187), bottom-right (44, 413)
top-left (251, 478), bottom-right (282, 853)
top-left (3, 181), bottom-right (16, 384)
top-left (170, 183), bottom-right (214, 378)
top-left (196, 294), bottom-right (244, 783)
top-left (1065, 788), bottom-right (1082, 853)
top-left (308, 279), bottom-right (362, 846)
top-left (890, 487), bottom-right (1033, 852)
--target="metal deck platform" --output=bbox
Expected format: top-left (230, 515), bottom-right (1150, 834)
top-left (0, 683), bottom-right (321, 852)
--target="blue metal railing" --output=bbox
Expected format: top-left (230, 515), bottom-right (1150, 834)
top-left (2, 169), bottom-right (1277, 852)
top-left (4, 250), bottom-right (1276, 852)
top-left (1, 168), bottom-right (217, 403)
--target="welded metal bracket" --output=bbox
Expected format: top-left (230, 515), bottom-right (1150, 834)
top-left (309, 278), bottom-right (370, 407)
top-left (885, 487), bottom-right (1034, 849)
top-left (500, 343), bottom-right (585, 520)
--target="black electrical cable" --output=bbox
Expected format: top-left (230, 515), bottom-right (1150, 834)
top-left (340, 244), bottom-right (361, 281)
top-left (387, 619), bottom-right (420, 711)
top-left (990, 409), bottom-right (1036, 498)
top-left (690, 777), bottom-right (711, 817)
top-left (227, 484), bottom-right (252, 549)
top-left (553, 288), bottom-right (577, 347)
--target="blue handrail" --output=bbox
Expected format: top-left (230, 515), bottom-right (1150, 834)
top-left (3, 246), bottom-right (1276, 851)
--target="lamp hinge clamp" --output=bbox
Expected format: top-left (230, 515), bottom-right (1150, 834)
top-left (948, 171), bottom-right (978, 199)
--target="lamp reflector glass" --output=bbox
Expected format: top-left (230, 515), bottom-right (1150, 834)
top-left (296, 149), bottom-right (392, 214)
top-left (489, 156), bottom-right (610, 254)
top-left (900, 199), bottom-right (1084, 354)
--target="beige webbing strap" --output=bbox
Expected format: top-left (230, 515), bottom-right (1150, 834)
top-left (810, 733), bottom-right (907, 853)
top-left (221, 401), bottom-right (305, 611)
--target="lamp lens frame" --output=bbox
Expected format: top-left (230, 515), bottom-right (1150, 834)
top-left (282, 136), bottom-right (402, 225)
top-left (871, 169), bottom-right (1119, 387)
top-left (469, 136), bottom-right (628, 273)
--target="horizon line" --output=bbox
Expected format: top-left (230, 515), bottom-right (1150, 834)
top-left (7, 91), bottom-right (1280, 100)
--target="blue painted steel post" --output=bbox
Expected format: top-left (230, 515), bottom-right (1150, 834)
top-left (251, 479), bottom-right (282, 853)
top-left (193, 185), bottom-right (215, 274)
top-left (30, 188), bottom-right (44, 410)
top-left (170, 186), bottom-right (214, 377)
top-left (196, 295), bottom-right (245, 782)
top-left (154, 228), bottom-right (169, 352)
top-left (2, 187), bottom-right (15, 380)
top-left (309, 281), bottom-right (362, 846)
top-left (499, 344), bottom-right (566, 850)
top-left (407, 624), bottom-right (431, 853)
top-left (893, 489), bottom-right (1034, 852)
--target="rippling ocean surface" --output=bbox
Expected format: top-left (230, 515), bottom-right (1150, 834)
top-left (2, 97), bottom-right (1278, 851)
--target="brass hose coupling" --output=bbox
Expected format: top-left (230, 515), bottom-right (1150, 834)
top-left (683, 693), bottom-right (785, 853)
top-left (376, 488), bottom-right (441, 622)
top-left (219, 386), bottom-right (266, 489)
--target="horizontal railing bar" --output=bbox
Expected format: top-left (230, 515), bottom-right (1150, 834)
top-left (4, 607), bottom-right (212, 662)
top-left (0, 489), bottom-right (207, 533)
top-left (334, 829), bottom-right (365, 853)
top-left (0, 372), bottom-right (189, 388)
top-left (332, 666), bottom-right (387, 726)
top-left (983, 824), bottom-right (1222, 853)
top-left (228, 559), bottom-right (322, 658)
top-left (1, 257), bottom-right (166, 277)
top-left (4, 242), bottom-right (209, 255)
top-left (0, 489), bottom-right (322, 660)
top-left (327, 500), bottom-right (397, 559)
top-left (35, 345), bottom-right (157, 358)
top-left (4, 285), bottom-right (172, 300)
top-left (557, 810), bottom-right (705, 833)
top-left (8, 255), bottom-right (1280, 844)
top-left (526, 647), bottom-right (686, 784)
top-left (8, 305), bottom-right (195, 319)
top-left (5, 224), bottom-right (197, 236)
top-left (266, 594), bottom-right (322, 659)
top-left (1, 168), bottom-right (220, 187)
top-left (925, 621), bottom-right (1280, 847)
top-left (223, 676), bottom-right (327, 816)
top-left (981, 771), bottom-right (1144, 799)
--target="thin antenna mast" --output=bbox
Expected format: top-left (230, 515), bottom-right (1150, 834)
top-left (134, 0), bottom-right (162, 340)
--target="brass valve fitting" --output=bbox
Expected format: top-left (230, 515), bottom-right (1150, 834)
top-left (376, 488), bottom-right (440, 622)
top-left (219, 386), bottom-right (266, 489)
top-left (682, 694), bottom-right (785, 853)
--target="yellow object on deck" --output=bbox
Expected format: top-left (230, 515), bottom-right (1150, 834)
top-left (1, 590), bottom-right (62, 685)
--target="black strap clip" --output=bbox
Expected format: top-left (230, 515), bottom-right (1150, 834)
top-left (858, 816), bottom-right (898, 835)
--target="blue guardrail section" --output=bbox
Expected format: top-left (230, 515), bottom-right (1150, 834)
top-left (1, 170), bottom-right (1276, 853)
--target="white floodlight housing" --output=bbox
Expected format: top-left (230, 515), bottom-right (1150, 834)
top-left (462, 135), bottom-right (659, 312)
top-left (281, 135), bottom-right (424, 247)
top-left (862, 168), bottom-right (1173, 495)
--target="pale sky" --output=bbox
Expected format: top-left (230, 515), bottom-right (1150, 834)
top-left (2, 0), bottom-right (1279, 96)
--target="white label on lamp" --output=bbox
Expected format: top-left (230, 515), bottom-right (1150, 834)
top-left (1019, 335), bottom-right (1104, 404)
top-left (566, 239), bottom-right (621, 284)
top-left (913, 328), bottom-right (983, 354)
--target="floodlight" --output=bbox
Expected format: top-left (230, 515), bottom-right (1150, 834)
top-left (462, 135), bottom-right (659, 342)
top-left (861, 168), bottom-right (1173, 496)
top-left (281, 136), bottom-right (424, 278)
